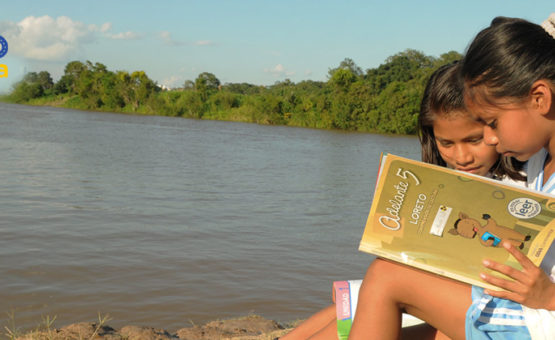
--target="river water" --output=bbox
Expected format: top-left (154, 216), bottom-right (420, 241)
top-left (0, 102), bottom-right (420, 331)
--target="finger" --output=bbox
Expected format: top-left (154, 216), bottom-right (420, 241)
top-left (483, 288), bottom-right (524, 304)
top-left (502, 241), bottom-right (535, 270)
top-left (482, 259), bottom-right (528, 283)
top-left (480, 271), bottom-right (524, 293)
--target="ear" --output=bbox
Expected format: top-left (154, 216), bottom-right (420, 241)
top-left (529, 80), bottom-right (553, 116)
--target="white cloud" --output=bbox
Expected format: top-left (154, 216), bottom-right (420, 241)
top-left (159, 31), bottom-right (184, 46)
top-left (0, 15), bottom-right (141, 61)
top-left (194, 40), bottom-right (213, 46)
top-left (265, 63), bottom-right (295, 78)
top-left (0, 15), bottom-right (97, 61)
top-left (100, 22), bottom-right (112, 33)
top-left (105, 31), bottom-right (142, 40)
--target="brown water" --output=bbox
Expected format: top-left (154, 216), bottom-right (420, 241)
top-left (0, 102), bottom-right (420, 332)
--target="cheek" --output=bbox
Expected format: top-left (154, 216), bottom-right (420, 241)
top-left (495, 116), bottom-right (528, 146)
top-left (495, 127), bottom-right (515, 145)
top-left (437, 147), bottom-right (456, 167)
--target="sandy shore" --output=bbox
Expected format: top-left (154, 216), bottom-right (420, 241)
top-left (11, 314), bottom-right (298, 340)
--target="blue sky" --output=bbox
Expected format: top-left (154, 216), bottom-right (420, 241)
top-left (0, 1), bottom-right (553, 93)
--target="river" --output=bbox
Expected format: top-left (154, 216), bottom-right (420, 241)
top-left (0, 102), bottom-right (420, 331)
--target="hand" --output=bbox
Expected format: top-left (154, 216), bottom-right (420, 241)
top-left (480, 241), bottom-right (555, 310)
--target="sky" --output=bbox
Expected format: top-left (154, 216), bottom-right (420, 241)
top-left (0, 1), bottom-right (553, 93)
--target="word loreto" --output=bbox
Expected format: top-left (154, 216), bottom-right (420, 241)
top-left (0, 35), bottom-right (8, 78)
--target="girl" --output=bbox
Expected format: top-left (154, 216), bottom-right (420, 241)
top-left (350, 15), bottom-right (555, 340)
top-left (348, 61), bottom-right (529, 340)
top-left (460, 15), bottom-right (555, 340)
top-left (282, 61), bottom-right (524, 339)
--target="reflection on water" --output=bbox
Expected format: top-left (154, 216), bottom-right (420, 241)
top-left (0, 103), bottom-right (419, 331)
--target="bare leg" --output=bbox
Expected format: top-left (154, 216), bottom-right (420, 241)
top-left (400, 323), bottom-right (451, 340)
top-left (281, 304), bottom-right (336, 340)
top-left (291, 308), bottom-right (449, 340)
top-left (349, 259), bottom-right (471, 340)
top-left (307, 318), bottom-right (337, 340)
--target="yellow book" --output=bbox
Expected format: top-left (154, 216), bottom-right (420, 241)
top-left (359, 154), bottom-right (555, 290)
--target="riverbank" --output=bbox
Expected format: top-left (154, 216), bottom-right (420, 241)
top-left (9, 314), bottom-right (298, 340)
top-left (2, 50), bottom-right (453, 135)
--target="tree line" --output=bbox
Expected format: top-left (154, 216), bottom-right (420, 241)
top-left (2, 49), bottom-right (462, 135)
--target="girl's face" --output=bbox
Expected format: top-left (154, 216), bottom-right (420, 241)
top-left (433, 112), bottom-right (499, 176)
top-left (469, 100), bottom-right (548, 162)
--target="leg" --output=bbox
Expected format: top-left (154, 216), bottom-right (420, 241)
top-left (281, 304), bottom-right (336, 340)
top-left (307, 318), bottom-right (338, 340)
top-left (400, 323), bottom-right (451, 340)
top-left (349, 259), bottom-right (471, 340)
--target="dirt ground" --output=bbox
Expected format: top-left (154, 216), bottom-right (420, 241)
top-left (12, 314), bottom-right (299, 340)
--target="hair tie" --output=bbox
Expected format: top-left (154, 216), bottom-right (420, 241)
top-left (541, 13), bottom-right (555, 39)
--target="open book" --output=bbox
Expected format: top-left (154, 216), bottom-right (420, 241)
top-left (359, 154), bottom-right (555, 290)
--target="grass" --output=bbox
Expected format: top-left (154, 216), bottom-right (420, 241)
top-left (4, 312), bottom-right (112, 340)
top-left (3, 312), bottom-right (299, 340)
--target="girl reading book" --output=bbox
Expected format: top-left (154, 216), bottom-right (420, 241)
top-left (284, 14), bottom-right (555, 339)
top-left (282, 60), bottom-right (525, 339)
top-left (457, 14), bottom-right (555, 340)
top-left (349, 14), bottom-right (555, 340)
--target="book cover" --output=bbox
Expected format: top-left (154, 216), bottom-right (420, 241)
top-left (333, 280), bottom-right (361, 340)
top-left (359, 154), bottom-right (555, 290)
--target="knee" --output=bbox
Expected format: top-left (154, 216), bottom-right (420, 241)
top-left (365, 258), bottom-right (399, 279)
top-left (363, 259), bottom-right (406, 292)
top-left (357, 259), bottom-right (406, 307)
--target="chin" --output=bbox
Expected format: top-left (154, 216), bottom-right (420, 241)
top-left (474, 170), bottom-right (490, 177)
top-left (513, 154), bottom-right (531, 162)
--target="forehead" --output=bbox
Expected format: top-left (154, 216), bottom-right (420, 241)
top-left (466, 104), bottom-right (500, 122)
top-left (463, 87), bottom-right (524, 121)
top-left (433, 113), bottom-right (484, 137)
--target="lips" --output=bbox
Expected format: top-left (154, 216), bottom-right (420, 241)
top-left (457, 167), bottom-right (480, 173)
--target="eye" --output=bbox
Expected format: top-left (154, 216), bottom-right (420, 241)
top-left (469, 137), bottom-right (483, 145)
top-left (486, 119), bottom-right (497, 129)
top-left (437, 140), bottom-right (453, 147)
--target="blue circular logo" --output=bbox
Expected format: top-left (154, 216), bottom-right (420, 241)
top-left (0, 35), bottom-right (8, 58)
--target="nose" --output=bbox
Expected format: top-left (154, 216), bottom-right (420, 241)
top-left (483, 126), bottom-right (498, 146)
top-left (454, 144), bottom-right (473, 165)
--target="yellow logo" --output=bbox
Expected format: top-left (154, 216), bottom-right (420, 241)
top-left (0, 35), bottom-right (8, 78)
top-left (0, 64), bottom-right (7, 78)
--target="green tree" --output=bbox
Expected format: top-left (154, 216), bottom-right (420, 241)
top-left (195, 72), bottom-right (220, 100)
top-left (53, 75), bottom-right (72, 94)
top-left (22, 71), bottom-right (53, 91)
top-left (37, 71), bottom-right (54, 91)
top-left (62, 60), bottom-right (87, 94)
top-left (224, 82), bottom-right (262, 95)
top-left (183, 80), bottom-right (195, 90)
top-left (436, 51), bottom-right (463, 66)
top-left (329, 68), bottom-right (358, 92)
top-left (328, 58), bottom-right (363, 78)
top-left (9, 71), bottom-right (53, 102)
top-left (10, 81), bottom-right (44, 102)
top-left (366, 49), bottom-right (434, 92)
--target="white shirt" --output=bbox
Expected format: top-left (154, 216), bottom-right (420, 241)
top-left (521, 148), bottom-right (555, 340)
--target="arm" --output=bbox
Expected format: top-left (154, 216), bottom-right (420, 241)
top-left (480, 241), bottom-right (555, 310)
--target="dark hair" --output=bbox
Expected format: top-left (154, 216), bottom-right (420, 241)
top-left (418, 62), bottom-right (526, 180)
top-left (418, 62), bottom-right (463, 168)
top-left (462, 16), bottom-right (555, 104)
